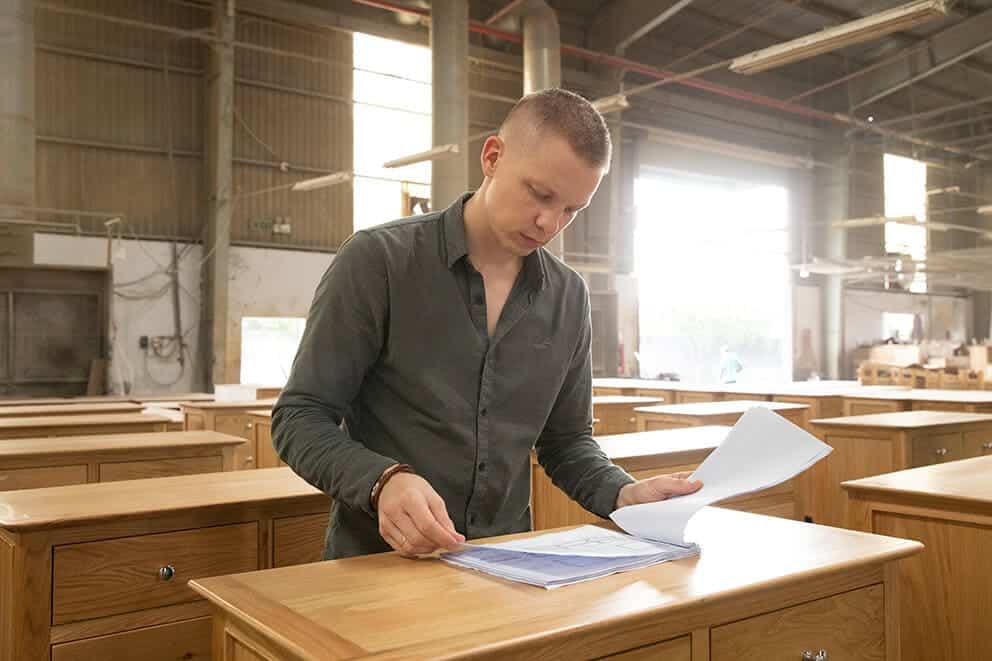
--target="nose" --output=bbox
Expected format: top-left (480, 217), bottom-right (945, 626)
top-left (535, 209), bottom-right (564, 238)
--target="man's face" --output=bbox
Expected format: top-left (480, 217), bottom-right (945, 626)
top-left (481, 131), bottom-right (604, 257)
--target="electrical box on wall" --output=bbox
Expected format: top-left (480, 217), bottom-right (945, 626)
top-left (0, 226), bottom-right (34, 266)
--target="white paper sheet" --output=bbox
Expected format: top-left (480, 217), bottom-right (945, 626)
top-left (609, 406), bottom-right (831, 545)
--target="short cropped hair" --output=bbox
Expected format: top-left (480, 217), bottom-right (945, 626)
top-left (501, 88), bottom-right (612, 170)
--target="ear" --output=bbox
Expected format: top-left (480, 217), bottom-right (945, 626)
top-left (480, 135), bottom-right (503, 178)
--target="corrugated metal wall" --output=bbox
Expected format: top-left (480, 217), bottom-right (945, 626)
top-left (34, 0), bottom-right (354, 251)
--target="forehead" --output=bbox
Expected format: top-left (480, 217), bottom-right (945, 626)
top-left (512, 131), bottom-right (604, 202)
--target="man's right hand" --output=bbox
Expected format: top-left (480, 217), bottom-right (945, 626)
top-left (377, 472), bottom-right (465, 557)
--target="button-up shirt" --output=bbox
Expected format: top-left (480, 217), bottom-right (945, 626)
top-left (273, 193), bottom-right (634, 559)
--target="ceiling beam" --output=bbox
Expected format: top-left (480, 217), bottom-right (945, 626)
top-left (616, 0), bottom-right (696, 54)
top-left (587, 0), bottom-right (699, 55)
top-left (848, 9), bottom-right (992, 109)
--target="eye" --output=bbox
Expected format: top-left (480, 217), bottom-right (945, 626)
top-left (529, 185), bottom-right (552, 202)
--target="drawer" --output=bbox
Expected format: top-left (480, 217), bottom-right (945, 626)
top-left (215, 413), bottom-right (254, 440)
top-left (676, 392), bottom-right (717, 404)
top-left (846, 400), bottom-right (904, 416)
top-left (273, 512), bottom-right (330, 567)
top-left (0, 464), bottom-right (88, 490)
top-left (639, 416), bottom-right (692, 432)
top-left (52, 616), bottom-right (211, 661)
top-left (963, 429), bottom-right (992, 458)
top-left (711, 584), bottom-right (884, 661)
top-left (604, 635), bottom-right (691, 660)
top-left (911, 433), bottom-right (963, 467)
top-left (98, 456), bottom-right (224, 482)
top-left (53, 522), bottom-right (259, 624)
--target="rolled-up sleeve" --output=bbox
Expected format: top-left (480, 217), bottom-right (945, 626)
top-left (534, 288), bottom-right (635, 518)
top-left (272, 230), bottom-right (396, 516)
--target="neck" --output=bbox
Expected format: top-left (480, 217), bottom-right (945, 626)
top-left (463, 188), bottom-right (524, 272)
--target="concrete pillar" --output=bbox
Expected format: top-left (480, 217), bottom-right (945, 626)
top-left (200, 0), bottom-right (235, 390)
top-left (430, 0), bottom-right (468, 212)
top-left (0, 0), bottom-right (34, 213)
top-left (816, 142), bottom-right (850, 380)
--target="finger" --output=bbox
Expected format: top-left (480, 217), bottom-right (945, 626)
top-left (393, 512), bottom-right (438, 555)
top-left (662, 477), bottom-right (703, 496)
top-left (669, 471), bottom-right (696, 480)
top-left (379, 518), bottom-right (415, 557)
top-left (400, 506), bottom-right (455, 553)
top-left (382, 516), bottom-right (431, 557)
top-left (426, 497), bottom-right (465, 548)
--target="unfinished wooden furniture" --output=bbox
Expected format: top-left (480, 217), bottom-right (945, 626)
top-left (191, 507), bottom-right (921, 661)
top-left (0, 395), bottom-right (133, 407)
top-left (843, 388), bottom-right (992, 416)
top-left (130, 393), bottom-right (215, 404)
top-left (181, 399), bottom-right (277, 469)
top-left (844, 455), bottom-right (992, 661)
top-left (0, 402), bottom-right (143, 418)
top-left (532, 426), bottom-right (798, 530)
top-left (809, 411), bottom-right (992, 528)
top-left (634, 400), bottom-right (809, 432)
top-left (591, 395), bottom-right (664, 435)
top-left (248, 409), bottom-right (284, 469)
top-left (0, 431), bottom-right (245, 490)
top-left (592, 378), bottom-right (671, 398)
top-left (0, 467), bottom-right (330, 661)
top-left (0, 413), bottom-right (170, 440)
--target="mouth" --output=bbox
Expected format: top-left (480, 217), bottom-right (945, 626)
top-left (519, 233), bottom-right (543, 250)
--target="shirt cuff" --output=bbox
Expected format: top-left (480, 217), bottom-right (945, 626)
top-left (594, 468), bottom-right (637, 518)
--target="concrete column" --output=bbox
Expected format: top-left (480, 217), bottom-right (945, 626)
top-left (200, 0), bottom-right (235, 389)
top-left (0, 0), bottom-right (34, 212)
top-left (816, 142), bottom-right (850, 380)
top-left (430, 0), bottom-right (468, 212)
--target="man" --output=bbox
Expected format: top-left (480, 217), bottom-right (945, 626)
top-left (273, 88), bottom-right (701, 560)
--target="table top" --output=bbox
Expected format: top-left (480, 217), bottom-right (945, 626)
top-left (634, 400), bottom-right (809, 417)
top-left (0, 430), bottom-right (245, 459)
top-left (596, 426), bottom-right (731, 460)
top-left (0, 395), bottom-right (133, 406)
top-left (0, 467), bottom-right (322, 531)
top-left (810, 410), bottom-right (992, 430)
top-left (189, 508), bottom-right (920, 660)
top-left (130, 392), bottom-right (215, 403)
top-left (843, 455), bottom-right (992, 508)
top-left (0, 402), bottom-right (143, 417)
top-left (248, 409), bottom-right (273, 419)
top-left (591, 395), bottom-right (665, 406)
top-left (0, 412), bottom-right (171, 431)
top-left (843, 388), bottom-right (992, 403)
top-left (180, 398), bottom-right (278, 411)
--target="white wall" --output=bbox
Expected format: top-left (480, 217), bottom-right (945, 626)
top-left (34, 233), bottom-right (332, 394)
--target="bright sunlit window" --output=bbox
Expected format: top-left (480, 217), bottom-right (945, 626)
top-left (634, 171), bottom-right (791, 383)
top-left (240, 317), bottom-right (306, 386)
top-left (884, 153), bottom-right (927, 293)
top-left (352, 33), bottom-right (432, 231)
top-left (882, 312), bottom-right (915, 342)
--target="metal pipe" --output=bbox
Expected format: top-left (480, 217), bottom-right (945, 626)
top-left (486, 0), bottom-right (526, 25)
top-left (1, 0), bottom-right (35, 212)
top-left (431, 0), bottom-right (469, 210)
top-left (616, 0), bottom-right (696, 54)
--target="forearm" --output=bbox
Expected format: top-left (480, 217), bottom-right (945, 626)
top-left (536, 430), bottom-right (635, 518)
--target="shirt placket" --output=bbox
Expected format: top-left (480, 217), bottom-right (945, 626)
top-left (465, 267), bottom-right (489, 532)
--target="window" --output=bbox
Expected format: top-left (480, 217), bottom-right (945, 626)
top-left (884, 153), bottom-right (927, 293)
top-left (352, 33), bottom-right (432, 231)
top-left (882, 312), bottom-right (915, 342)
top-left (240, 317), bottom-right (306, 386)
top-left (634, 171), bottom-right (791, 383)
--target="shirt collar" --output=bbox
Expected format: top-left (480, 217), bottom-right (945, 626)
top-left (441, 192), bottom-right (548, 291)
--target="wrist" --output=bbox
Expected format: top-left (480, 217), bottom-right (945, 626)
top-left (370, 463), bottom-right (414, 512)
top-left (615, 482), bottom-right (636, 510)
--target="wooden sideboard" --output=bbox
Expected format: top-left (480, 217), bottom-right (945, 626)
top-left (182, 400), bottom-right (277, 469)
top-left (591, 396), bottom-right (664, 435)
top-left (0, 413), bottom-right (170, 440)
top-left (0, 467), bottom-right (330, 661)
top-left (0, 430), bottom-right (245, 490)
top-left (191, 507), bottom-right (921, 660)
top-left (809, 411), bottom-right (992, 528)
top-left (634, 400), bottom-right (810, 431)
top-left (532, 426), bottom-right (798, 530)
top-left (844, 455), bottom-right (992, 660)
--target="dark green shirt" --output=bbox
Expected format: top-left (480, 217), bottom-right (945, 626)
top-left (272, 193), bottom-right (635, 559)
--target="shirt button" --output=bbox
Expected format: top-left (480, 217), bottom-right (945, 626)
top-left (478, 462), bottom-right (487, 472)
top-left (480, 408), bottom-right (487, 417)
top-left (473, 294), bottom-right (484, 306)
top-left (468, 513), bottom-right (477, 525)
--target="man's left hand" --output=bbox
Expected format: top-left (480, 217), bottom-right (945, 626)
top-left (615, 471), bottom-right (703, 510)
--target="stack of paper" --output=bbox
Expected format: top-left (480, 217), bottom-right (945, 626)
top-left (442, 407), bottom-right (831, 588)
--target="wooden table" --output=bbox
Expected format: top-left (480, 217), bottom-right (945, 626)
top-left (0, 467), bottom-right (330, 661)
top-left (634, 400), bottom-right (810, 431)
top-left (0, 412), bottom-right (170, 440)
top-left (843, 388), bottom-right (992, 416)
top-left (0, 402), bottom-right (143, 418)
top-left (592, 378), bottom-right (672, 397)
top-left (130, 392), bottom-right (215, 404)
top-left (591, 395), bottom-right (664, 435)
top-left (844, 455), bottom-right (992, 660)
top-left (247, 409), bottom-right (285, 469)
top-left (532, 426), bottom-right (798, 529)
top-left (190, 507), bottom-right (921, 661)
top-left (0, 395), bottom-right (133, 407)
top-left (0, 430), bottom-right (245, 490)
top-left (809, 411), bottom-right (992, 528)
top-left (182, 399), bottom-right (277, 469)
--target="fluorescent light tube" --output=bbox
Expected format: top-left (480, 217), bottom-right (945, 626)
top-left (591, 94), bottom-right (630, 114)
top-left (291, 171), bottom-right (353, 192)
top-left (730, 0), bottom-right (949, 75)
top-left (383, 143), bottom-right (460, 169)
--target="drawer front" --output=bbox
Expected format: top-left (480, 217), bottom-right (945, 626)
top-left (676, 392), bottom-right (717, 404)
top-left (593, 387), bottom-right (626, 396)
top-left (911, 433), bottom-right (963, 467)
top-left (963, 429), bottom-right (992, 458)
top-left (98, 455), bottom-right (224, 482)
top-left (639, 416), bottom-right (692, 432)
top-left (0, 464), bottom-right (88, 490)
top-left (711, 584), bottom-right (885, 661)
top-left (846, 400), bottom-right (904, 416)
top-left (254, 421), bottom-right (284, 469)
top-left (52, 616), bottom-right (211, 661)
top-left (273, 512), bottom-right (330, 567)
top-left (605, 635), bottom-right (691, 660)
top-left (53, 522), bottom-right (259, 624)
top-left (215, 414), bottom-right (254, 440)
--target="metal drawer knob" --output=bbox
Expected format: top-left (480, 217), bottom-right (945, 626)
top-left (983, 442), bottom-right (992, 450)
top-left (801, 651), bottom-right (828, 661)
top-left (158, 565), bottom-right (176, 581)
top-left (935, 448), bottom-right (948, 457)
top-left (246, 422), bottom-right (254, 429)
top-left (244, 456), bottom-right (255, 465)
